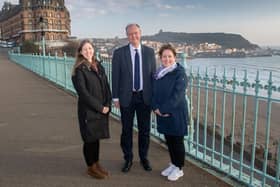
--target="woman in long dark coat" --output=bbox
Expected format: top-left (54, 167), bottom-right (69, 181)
top-left (72, 39), bottom-right (111, 179)
top-left (152, 44), bottom-right (188, 181)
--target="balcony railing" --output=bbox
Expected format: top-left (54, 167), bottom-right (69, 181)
top-left (8, 51), bottom-right (280, 187)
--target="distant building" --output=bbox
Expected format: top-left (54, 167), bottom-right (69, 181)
top-left (0, 0), bottom-right (71, 44)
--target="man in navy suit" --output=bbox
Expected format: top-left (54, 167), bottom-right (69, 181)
top-left (112, 23), bottom-right (156, 172)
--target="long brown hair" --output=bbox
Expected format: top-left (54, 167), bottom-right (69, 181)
top-left (72, 39), bottom-right (96, 76)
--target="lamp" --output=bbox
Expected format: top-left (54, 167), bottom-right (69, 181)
top-left (39, 16), bottom-right (46, 56)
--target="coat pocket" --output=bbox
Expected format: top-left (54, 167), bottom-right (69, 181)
top-left (84, 110), bottom-right (110, 140)
top-left (157, 115), bottom-right (174, 125)
top-left (86, 110), bottom-right (102, 121)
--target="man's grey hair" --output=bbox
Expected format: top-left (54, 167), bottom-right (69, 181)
top-left (125, 23), bottom-right (141, 34)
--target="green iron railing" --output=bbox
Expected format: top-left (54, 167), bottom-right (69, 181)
top-left (8, 51), bottom-right (280, 187)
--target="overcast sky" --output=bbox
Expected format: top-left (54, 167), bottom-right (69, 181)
top-left (2, 0), bottom-right (280, 46)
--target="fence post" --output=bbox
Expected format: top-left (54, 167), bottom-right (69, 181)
top-left (36, 53), bottom-right (39, 74)
top-left (42, 52), bottom-right (45, 78)
top-left (262, 72), bottom-right (273, 186)
top-left (64, 52), bottom-right (67, 89)
top-left (47, 53), bottom-right (51, 80)
top-left (55, 52), bottom-right (58, 84)
top-left (275, 139), bottom-right (280, 187)
top-left (250, 71), bottom-right (260, 185)
top-left (181, 52), bottom-right (187, 69)
top-left (181, 53), bottom-right (194, 152)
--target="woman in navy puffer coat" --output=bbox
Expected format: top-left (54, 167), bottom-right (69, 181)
top-left (152, 44), bottom-right (188, 181)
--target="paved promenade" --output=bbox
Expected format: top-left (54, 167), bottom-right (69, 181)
top-left (0, 49), bottom-right (232, 187)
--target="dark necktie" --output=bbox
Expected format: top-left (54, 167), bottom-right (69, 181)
top-left (134, 49), bottom-right (140, 91)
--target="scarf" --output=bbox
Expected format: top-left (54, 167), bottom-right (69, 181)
top-left (154, 63), bottom-right (177, 80)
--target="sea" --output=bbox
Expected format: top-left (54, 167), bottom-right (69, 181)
top-left (185, 56), bottom-right (280, 99)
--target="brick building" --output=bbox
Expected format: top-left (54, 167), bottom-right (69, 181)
top-left (0, 0), bottom-right (71, 44)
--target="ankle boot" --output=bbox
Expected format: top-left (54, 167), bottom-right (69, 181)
top-left (96, 162), bottom-right (109, 176)
top-left (87, 164), bottom-right (106, 179)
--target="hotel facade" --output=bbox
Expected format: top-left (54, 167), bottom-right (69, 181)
top-left (0, 0), bottom-right (71, 44)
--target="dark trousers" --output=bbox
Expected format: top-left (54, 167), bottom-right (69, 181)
top-left (120, 92), bottom-right (151, 161)
top-left (83, 140), bottom-right (99, 166)
top-left (165, 135), bottom-right (185, 169)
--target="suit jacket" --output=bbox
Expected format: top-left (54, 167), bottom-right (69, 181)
top-left (112, 44), bottom-right (156, 107)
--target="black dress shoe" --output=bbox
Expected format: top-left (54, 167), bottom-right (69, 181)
top-left (122, 160), bottom-right (133, 173)
top-left (141, 159), bottom-right (152, 171)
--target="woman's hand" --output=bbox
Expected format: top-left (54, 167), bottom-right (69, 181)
top-left (153, 109), bottom-right (170, 117)
top-left (154, 109), bottom-right (162, 116)
top-left (113, 100), bottom-right (120, 108)
top-left (102, 106), bottom-right (110, 114)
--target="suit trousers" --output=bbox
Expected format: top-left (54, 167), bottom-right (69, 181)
top-left (120, 91), bottom-right (151, 162)
top-left (164, 135), bottom-right (185, 169)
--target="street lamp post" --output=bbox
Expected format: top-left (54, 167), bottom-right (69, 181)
top-left (39, 16), bottom-right (46, 77)
top-left (39, 16), bottom-right (46, 57)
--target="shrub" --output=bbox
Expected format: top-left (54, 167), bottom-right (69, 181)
top-left (61, 40), bottom-right (79, 57)
top-left (21, 40), bottom-right (40, 54)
